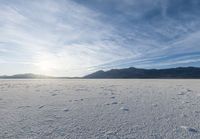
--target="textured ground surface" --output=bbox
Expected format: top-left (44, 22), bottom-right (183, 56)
top-left (0, 79), bottom-right (200, 139)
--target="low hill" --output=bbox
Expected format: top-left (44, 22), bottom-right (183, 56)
top-left (0, 73), bottom-right (81, 79)
top-left (0, 73), bottom-right (52, 79)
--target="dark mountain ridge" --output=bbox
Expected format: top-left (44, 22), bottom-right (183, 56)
top-left (84, 67), bottom-right (200, 79)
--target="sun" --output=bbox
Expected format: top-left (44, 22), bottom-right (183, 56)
top-left (37, 60), bottom-right (53, 73)
top-left (35, 53), bottom-right (65, 75)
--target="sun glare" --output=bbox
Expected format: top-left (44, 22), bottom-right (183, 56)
top-left (37, 60), bottom-right (53, 73)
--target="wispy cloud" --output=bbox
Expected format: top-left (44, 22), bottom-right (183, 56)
top-left (0, 0), bottom-right (200, 76)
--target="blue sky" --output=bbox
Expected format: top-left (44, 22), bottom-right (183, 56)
top-left (0, 0), bottom-right (200, 76)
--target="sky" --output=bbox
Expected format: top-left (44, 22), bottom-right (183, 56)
top-left (0, 0), bottom-right (200, 77)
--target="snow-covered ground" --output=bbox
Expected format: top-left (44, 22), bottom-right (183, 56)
top-left (0, 79), bottom-right (200, 139)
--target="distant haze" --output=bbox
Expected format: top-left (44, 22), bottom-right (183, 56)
top-left (0, 0), bottom-right (200, 76)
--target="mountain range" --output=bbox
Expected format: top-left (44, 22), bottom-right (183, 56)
top-left (1, 67), bottom-right (200, 79)
top-left (84, 67), bottom-right (200, 79)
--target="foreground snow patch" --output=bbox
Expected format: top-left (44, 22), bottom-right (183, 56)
top-left (0, 79), bottom-right (200, 139)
